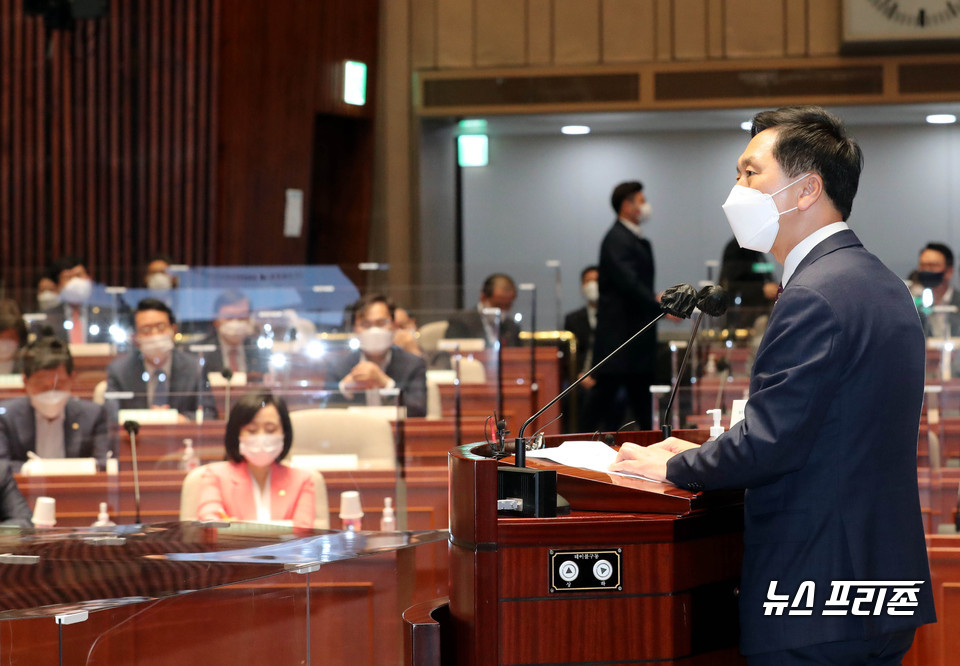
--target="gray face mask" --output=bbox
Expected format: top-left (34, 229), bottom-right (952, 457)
top-left (146, 272), bottom-right (174, 290)
top-left (37, 290), bottom-right (60, 311)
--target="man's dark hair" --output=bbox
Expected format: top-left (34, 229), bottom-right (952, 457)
top-left (610, 181), bottom-right (643, 214)
top-left (347, 293), bottom-right (395, 328)
top-left (751, 105), bottom-right (863, 221)
top-left (145, 253), bottom-right (173, 270)
top-left (134, 298), bottom-right (176, 327)
top-left (223, 391), bottom-right (293, 464)
top-left (481, 274), bottom-right (516, 298)
top-left (0, 299), bottom-right (27, 347)
top-left (580, 265), bottom-right (599, 282)
top-left (923, 242), bottom-right (955, 269)
top-left (21, 336), bottom-right (73, 378)
top-left (50, 256), bottom-right (87, 282)
top-left (213, 290), bottom-right (250, 317)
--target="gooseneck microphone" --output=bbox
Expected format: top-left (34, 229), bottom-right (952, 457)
top-left (513, 283), bottom-right (700, 467)
top-left (221, 367), bottom-right (234, 416)
top-left (123, 420), bottom-right (142, 524)
top-left (660, 285), bottom-right (730, 438)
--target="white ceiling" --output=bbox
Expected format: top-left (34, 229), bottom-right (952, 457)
top-left (456, 102), bottom-right (960, 135)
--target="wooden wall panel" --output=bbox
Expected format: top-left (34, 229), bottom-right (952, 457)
top-left (602, 0), bottom-right (656, 64)
top-left (785, 0), bottom-right (807, 56)
top-left (529, 0), bottom-right (554, 65)
top-left (707, 0), bottom-right (725, 57)
top-left (554, 0), bottom-right (601, 65)
top-left (655, 0), bottom-right (673, 60)
top-left (724, 0), bottom-right (785, 58)
top-left (808, 0), bottom-right (841, 56)
top-left (673, 0), bottom-right (708, 60)
top-left (214, 0), bottom-right (379, 268)
top-left (437, 0), bottom-right (475, 68)
top-left (0, 0), bottom-right (218, 301)
top-left (411, 0), bottom-right (438, 69)
top-left (475, 0), bottom-right (526, 67)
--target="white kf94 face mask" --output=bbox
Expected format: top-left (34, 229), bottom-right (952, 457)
top-left (721, 173), bottom-right (809, 253)
top-left (239, 433), bottom-right (284, 468)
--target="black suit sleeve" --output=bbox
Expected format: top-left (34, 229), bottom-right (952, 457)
top-left (89, 403), bottom-right (112, 468)
top-left (603, 233), bottom-right (660, 318)
top-left (444, 314), bottom-right (472, 339)
top-left (399, 356), bottom-right (428, 418)
top-left (0, 463), bottom-right (32, 527)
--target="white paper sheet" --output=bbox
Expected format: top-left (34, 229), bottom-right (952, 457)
top-left (526, 440), bottom-right (664, 482)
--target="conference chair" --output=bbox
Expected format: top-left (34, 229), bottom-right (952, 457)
top-left (416, 320), bottom-right (449, 358)
top-left (425, 359), bottom-right (487, 419)
top-left (288, 408), bottom-right (396, 469)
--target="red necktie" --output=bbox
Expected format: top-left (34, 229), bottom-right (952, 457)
top-left (70, 307), bottom-right (84, 344)
top-left (775, 282), bottom-right (784, 302)
top-left (228, 347), bottom-right (240, 373)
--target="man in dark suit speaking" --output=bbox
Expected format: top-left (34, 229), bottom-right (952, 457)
top-left (584, 180), bottom-right (660, 432)
top-left (612, 106), bottom-right (935, 663)
top-left (326, 294), bottom-right (427, 417)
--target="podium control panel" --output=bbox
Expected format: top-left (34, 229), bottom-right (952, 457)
top-left (549, 549), bottom-right (622, 592)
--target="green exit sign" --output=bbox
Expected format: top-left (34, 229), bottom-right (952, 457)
top-left (343, 61), bottom-right (367, 106)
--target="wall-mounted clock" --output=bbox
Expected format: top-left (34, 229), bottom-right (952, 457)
top-left (842, 0), bottom-right (960, 49)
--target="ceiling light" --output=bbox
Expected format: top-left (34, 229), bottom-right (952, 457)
top-left (926, 114), bottom-right (957, 125)
top-left (740, 121), bottom-right (753, 131)
top-left (561, 125), bottom-right (590, 135)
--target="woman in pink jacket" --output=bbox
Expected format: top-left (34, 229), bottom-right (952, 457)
top-left (197, 391), bottom-right (315, 528)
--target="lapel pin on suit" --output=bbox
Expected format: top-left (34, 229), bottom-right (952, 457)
top-left (72, 422), bottom-right (79, 430)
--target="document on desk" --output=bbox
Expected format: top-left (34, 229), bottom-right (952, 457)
top-left (526, 440), bottom-right (665, 483)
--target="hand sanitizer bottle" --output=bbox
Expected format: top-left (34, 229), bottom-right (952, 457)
top-left (180, 439), bottom-right (200, 471)
top-left (92, 502), bottom-right (116, 527)
top-left (380, 497), bottom-right (396, 532)
top-left (706, 409), bottom-right (724, 441)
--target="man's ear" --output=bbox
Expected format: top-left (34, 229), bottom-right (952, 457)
top-left (797, 174), bottom-right (824, 212)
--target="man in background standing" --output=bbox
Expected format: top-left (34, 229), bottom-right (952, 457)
top-left (584, 182), bottom-right (660, 432)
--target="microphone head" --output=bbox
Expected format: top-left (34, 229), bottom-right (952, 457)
top-left (659, 284), bottom-right (699, 319)
top-left (697, 285), bottom-right (730, 317)
top-left (221, 368), bottom-right (234, 381)
top-left (123, 420), bottom-right (140, 435)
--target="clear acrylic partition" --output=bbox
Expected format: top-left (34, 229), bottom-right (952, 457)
top-left (8, 260), bottom-right (780, 531)
top-left (0, 522), bottom-right (447, 664)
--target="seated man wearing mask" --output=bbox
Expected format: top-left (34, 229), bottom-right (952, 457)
top-left (0, 300), bottom-right (28, 376)
top-left (143, 253), bottom-right (178, 291)
top-left (37, 256), bottom-right (115, 344)
top-left (912, 242), bottom-right (960, 339)
top-left (106, 299), bottom-right (217, 420)
top-left (0, 336), bottom-right (111, 471)
top-left (444, 273), bottom-right (522, 347)
top-left (325, 294), bottom-right (427, 417)
top-left (200, 290), bottom-right (271, 382)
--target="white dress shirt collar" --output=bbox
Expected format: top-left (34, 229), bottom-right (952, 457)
top-left (618, 217), bottom-right (643, 239)
top-left (781, 222), bottom-right (849, 286)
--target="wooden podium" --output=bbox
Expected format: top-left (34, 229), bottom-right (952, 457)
top-left (448, 430), bottom-right (746, 665)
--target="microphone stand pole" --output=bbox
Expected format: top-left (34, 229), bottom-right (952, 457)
top-left (453, 346), bottom-right (462, 448)
top-left (660, 311), bottom-right (704, 439)
top-left (526, 285), bottom-right (538, 417)
top-left (124, 420), bottom-right (142, 524)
